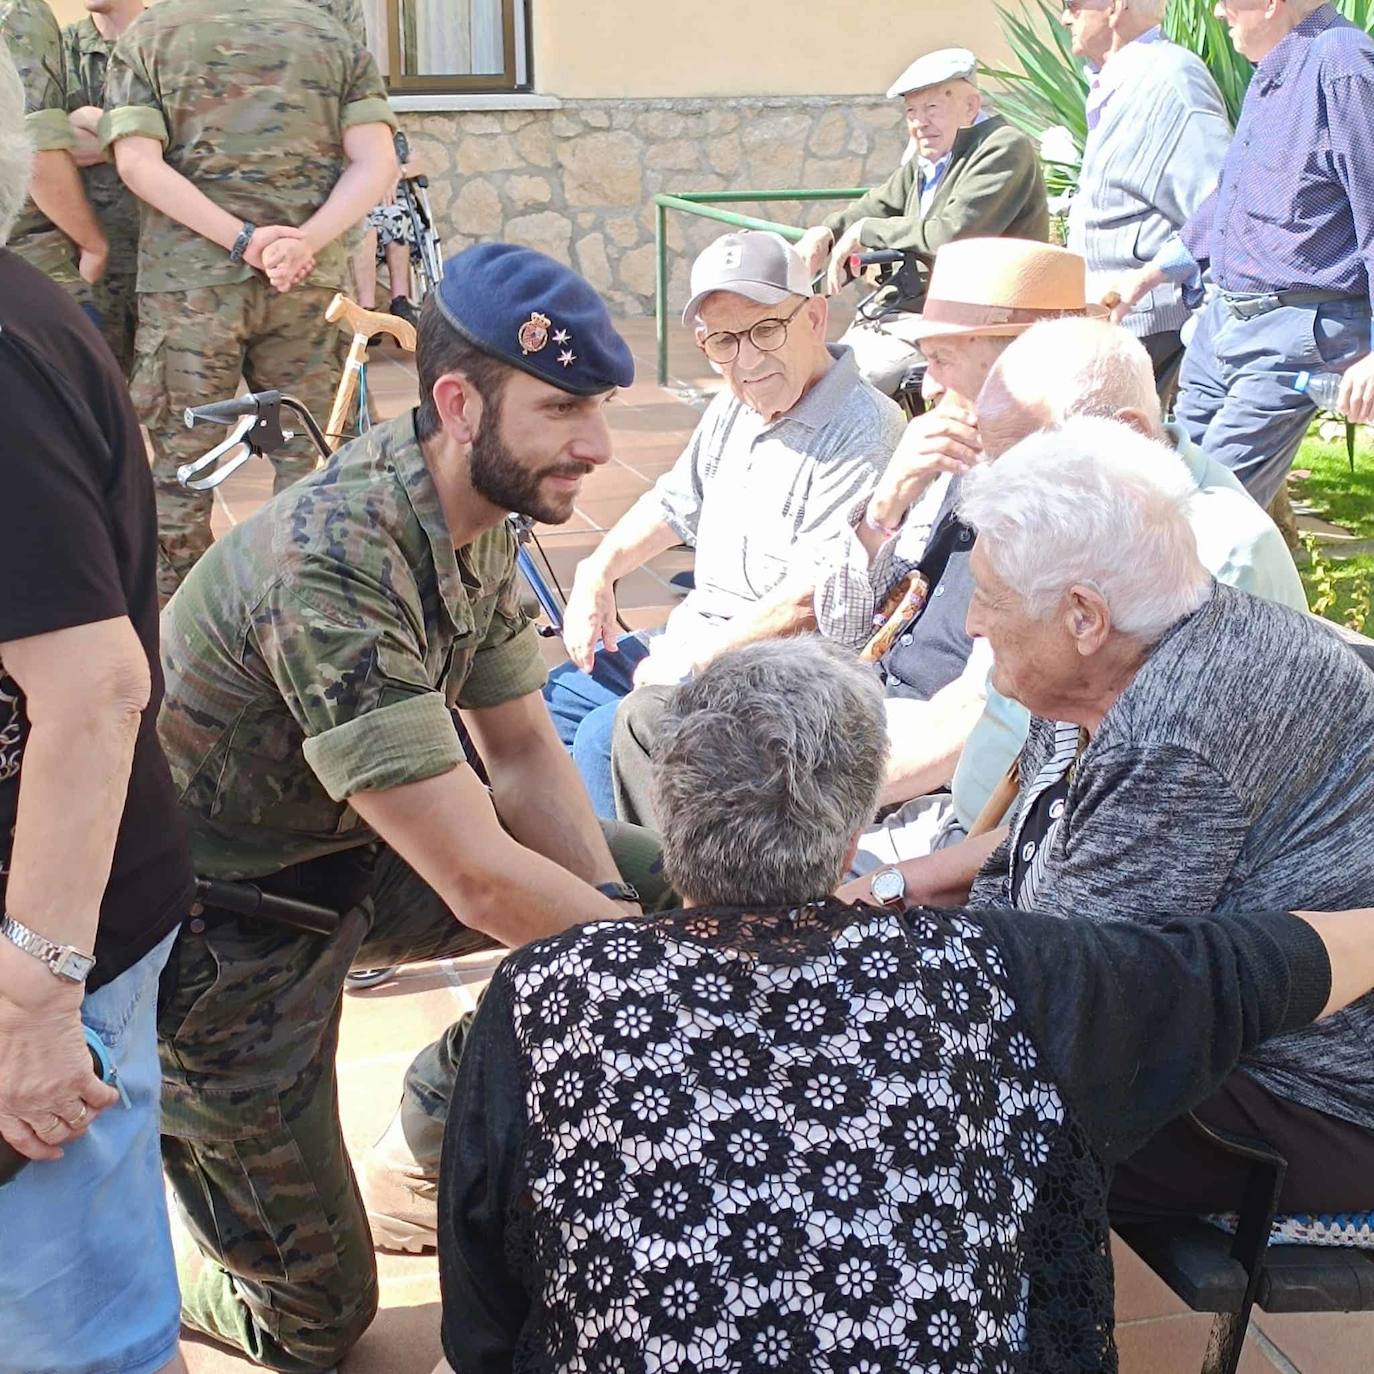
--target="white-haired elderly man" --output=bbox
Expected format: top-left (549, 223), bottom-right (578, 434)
top-left (1061, 0), bottom-right (1231, 390)
top-left (440, 634), bottom-right (1374, 1372)
top-left (835, 315), bottom-right (1305, 895)
top-left (958, 416), bottom-right (1374, 1224)
top-left (546, 229), bottom-right (903, 813)
top-left (795, 48), bottom-right (1049, 394)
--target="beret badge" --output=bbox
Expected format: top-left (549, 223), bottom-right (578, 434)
top-left (518, 311), bottom-right (553, 355)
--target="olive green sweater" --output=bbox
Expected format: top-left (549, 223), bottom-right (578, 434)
top-left (824, 115), bottom-right (1049, 312)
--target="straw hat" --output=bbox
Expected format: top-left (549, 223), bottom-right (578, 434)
top-left (909, 238), bottom-right (1107, 341)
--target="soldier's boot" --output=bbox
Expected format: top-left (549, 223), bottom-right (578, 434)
top-left (360, 1093), bottom-right (441, 1254)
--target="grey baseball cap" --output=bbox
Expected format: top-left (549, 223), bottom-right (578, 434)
top-left (682, 230), bottom-right (814, 324)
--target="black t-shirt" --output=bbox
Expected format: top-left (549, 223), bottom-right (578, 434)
top-left (0, 250), bottom-right (192, 991)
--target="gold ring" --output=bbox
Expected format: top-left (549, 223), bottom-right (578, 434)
top-left (73, 1102), bottom-right (89, 1125)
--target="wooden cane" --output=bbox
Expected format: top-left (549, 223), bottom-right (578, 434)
top-left (322, 293), bottom-right (418, 453)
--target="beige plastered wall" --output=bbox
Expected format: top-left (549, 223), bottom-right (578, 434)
top-left (48, 0), bottom-right (1012, 97)
top-left (531, 0), bottom-right (1012, 99)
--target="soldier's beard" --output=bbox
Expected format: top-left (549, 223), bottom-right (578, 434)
top-left (468, 411), bottom-right (592, 525)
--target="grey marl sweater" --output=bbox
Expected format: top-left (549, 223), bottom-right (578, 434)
top-left (972, 582), bottom-right (1374, 1129)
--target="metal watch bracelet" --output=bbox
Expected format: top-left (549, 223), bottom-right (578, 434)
top-left (0, 913), bottom-right (95, 984)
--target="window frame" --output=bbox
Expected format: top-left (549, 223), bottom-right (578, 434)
top-left (383, 0), bottom-right (532, 94)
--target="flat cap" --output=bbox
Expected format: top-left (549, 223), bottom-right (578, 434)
top-left (886, 47), bottom-right (979, 99)
top-left (434, 243), bottom-right (634, 396)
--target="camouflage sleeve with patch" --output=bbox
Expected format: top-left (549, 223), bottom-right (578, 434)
top-left (98, 27), bottom-right (168, 148)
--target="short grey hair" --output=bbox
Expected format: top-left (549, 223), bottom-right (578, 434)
top-left (0, 42), bottom-right (32, 247)
top-left (651, 638), bottom-right (888, 907)
top-left (959, 415), bottom-right (1211, 644)
top-left (978, 318), bottom-right (1161, 455)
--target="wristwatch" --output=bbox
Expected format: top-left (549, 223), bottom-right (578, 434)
top-left (0, 913), bottom-right (96, 984)
top-left (229, 221), bottom-right (256, 264)
top-left (868, 867), bottom-right (907, 909)
top-left (594, 881), bottom-right (641, 905)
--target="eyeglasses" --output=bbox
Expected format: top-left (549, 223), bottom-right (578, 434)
top-left (697, 298), bottom-right (809, 364)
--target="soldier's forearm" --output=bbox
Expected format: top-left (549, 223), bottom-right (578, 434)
top-left (28, 150), bottom-right (106, 252)
top-left (484, 732), bottom-right (624, 891)
top-left (299, 124), bottom-right (397, 257)
top-left (112, 140), bottom-right (242, 252)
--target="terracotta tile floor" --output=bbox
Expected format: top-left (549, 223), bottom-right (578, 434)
top-left (185, 315), bottom-right (1370, 1373)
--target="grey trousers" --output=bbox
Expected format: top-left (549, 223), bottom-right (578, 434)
top-left (838, 309), bottom-right (925, 396)
top-left (1174, 293), bottom-right (1370, 505)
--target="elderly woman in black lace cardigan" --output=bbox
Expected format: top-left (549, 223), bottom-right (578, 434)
top-left (435, 636), bottom-right (1374, 1374)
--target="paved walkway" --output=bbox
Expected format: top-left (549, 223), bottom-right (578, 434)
top-left (182, 315), bottom-right (1370, 1374)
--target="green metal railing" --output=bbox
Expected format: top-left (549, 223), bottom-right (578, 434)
top-left (653, 188), bottom-right (868, 385)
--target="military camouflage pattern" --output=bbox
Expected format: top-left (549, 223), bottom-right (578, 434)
top-left (0, 0), bottom-right (83, 291)
top-left (156, 408), bottom-right (666, 1364)
top-left (62, 14), bottom-right (138, 369)
top-left (310, 0), bottom-right (368, 46)
top-left (130, 280), bottom-right (344, 600)
top-left (160, 830), bottom-right (667, 1368)
top-left (158, 410), bottom-right (547, 874)
top-left (101, 0), bottom-right (392, 294)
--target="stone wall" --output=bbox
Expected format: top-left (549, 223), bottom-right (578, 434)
top-left (399, 95), bottom-right (905, 316)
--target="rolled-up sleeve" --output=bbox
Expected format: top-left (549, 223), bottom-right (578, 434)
top-left (252, 569), bottom-right (464, 801)
top-left (342, 40), bottom-right (397, 131)
top-left (6, 2), bottom-right (73, 150)
top-left (458, 574), bottom-right (548, 709)
top-left (100, 41), bottom-right (168, 148)
top-left (814, 496), bottom-right (922, 648)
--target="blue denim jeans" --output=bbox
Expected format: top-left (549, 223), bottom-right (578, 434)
top-left (543, 632), bottom-right (650, 816)
top-left (0, 929), bottom-right (181, 1374)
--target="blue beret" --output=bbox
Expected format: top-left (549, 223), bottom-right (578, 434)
top-left (433, 244), bottom-right (635, 396)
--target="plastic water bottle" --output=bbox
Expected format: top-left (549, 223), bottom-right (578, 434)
top-left (1295, 369), bottom-right (1347, 415)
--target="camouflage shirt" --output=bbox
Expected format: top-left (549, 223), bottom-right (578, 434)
top-left (158, 411), bottom-right (548, 880)
top-left (100, 0), bottom-right (393, 294)
top-left (0, 0), bottom-right (79, 282)
top-left (311, 0), bottom-right (368, 46)
top-left (62, 15), bottom-right (138, 278)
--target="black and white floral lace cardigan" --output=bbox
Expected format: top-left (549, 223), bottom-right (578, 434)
top-left (438, 900), bottom-right (1328, 1374)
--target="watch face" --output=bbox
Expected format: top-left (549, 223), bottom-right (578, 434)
top-left (54, 948), bottom-right (94, 983)
top-left (870, 869), bottom-right (906, 906)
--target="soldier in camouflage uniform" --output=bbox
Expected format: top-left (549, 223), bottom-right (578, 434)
top-left (0, 0), bottom-right (106, 300)
top-left (155, 245), bottom-right (670, 1371)
top-left (102, 0), bottom-right (397, 601)
top-left (62, 0), bottom-right (143, 373)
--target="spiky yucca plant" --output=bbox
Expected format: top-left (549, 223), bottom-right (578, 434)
top-left (986, 0), bottom-right (1374, 184)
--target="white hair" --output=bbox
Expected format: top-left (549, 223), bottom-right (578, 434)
top-left (958, 415), bottom-right (1211, 643)
top-left (0, 42), bottom-right (32, 247)
top-left (983, 317), bottom-right (1161, 439)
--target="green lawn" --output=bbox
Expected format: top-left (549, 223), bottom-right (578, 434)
top-left (1291, 426), bottom-right (1374, 632)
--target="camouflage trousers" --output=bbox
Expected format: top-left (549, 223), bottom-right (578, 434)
top-left (129, 281), bottom-right (346, 603)
top-left (90, 269), bottom-right (139, 377)
top-left (158, 823), bottom-right (668, 1372)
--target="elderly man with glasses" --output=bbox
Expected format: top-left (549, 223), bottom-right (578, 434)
top-left (544, 230), bottom-right (903, 811)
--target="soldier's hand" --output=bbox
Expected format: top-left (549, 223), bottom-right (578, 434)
top-left (264, 240), bottom-right (317, 294)
top-left (78, 241), bottom-right (108, 286)
top-left (562, 560), bottom-right (619, 673)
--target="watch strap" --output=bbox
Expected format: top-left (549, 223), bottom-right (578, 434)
top-left (229, 221), bottom-right (256, 264)
top-left (594, 881), bottom-right (641, 905)
top-left (0, 913), bottom-right (95, 984)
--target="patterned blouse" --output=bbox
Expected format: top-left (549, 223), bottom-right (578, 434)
top-left (438, 900), bottom-right (1328, 1373)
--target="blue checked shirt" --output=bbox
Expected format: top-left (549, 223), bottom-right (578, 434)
top-left (1154, 4), bottom-right (1374, 309)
